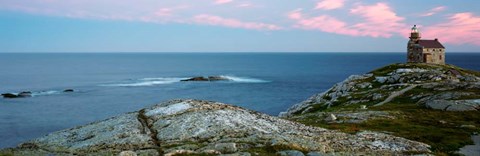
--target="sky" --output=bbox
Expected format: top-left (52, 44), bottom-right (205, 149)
top-left (0, 0), bottom-right (479, 52)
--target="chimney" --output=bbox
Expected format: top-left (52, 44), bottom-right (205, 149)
top-left (435, 38), bottom-right (438, 41)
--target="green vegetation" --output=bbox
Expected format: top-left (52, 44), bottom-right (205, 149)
top-left (293, 101), bottom-right (480, 155)
top-left (0, 152), bottom-right (13, 156)
top-left (369, 63), bottom-right (480, 78)
top-left (371, 105), bottom-right (478, 154)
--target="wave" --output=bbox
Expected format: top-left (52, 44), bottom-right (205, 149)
top-left (31, 90), bottom-right (60, 97)
top-left (220, 75), bottom-right (270, 83)
top-left (100, 76), bottom-right (269, 87)
top-left (100, 77), bottom-right (187, 87)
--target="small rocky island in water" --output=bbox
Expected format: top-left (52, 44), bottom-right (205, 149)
top-left (1, 63), bottom-right (479, 156)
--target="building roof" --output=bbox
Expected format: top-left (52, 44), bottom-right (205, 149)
top-left (418, 39), bottom-right (445, 49)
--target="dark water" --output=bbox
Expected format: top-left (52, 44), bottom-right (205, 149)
top-left (0, 52), bottom-right (479, 148)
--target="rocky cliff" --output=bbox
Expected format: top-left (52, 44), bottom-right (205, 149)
top-left (280, 63), bottom-right (480, 155)
top-left (280, 63), bottom-right (480, 117)
top-left (0, 99), bottom-right (430, 155)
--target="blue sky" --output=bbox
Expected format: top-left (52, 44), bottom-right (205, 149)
top-left (0, 0), bottom-right (479, 52)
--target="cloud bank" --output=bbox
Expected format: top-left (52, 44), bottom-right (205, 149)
top-left (0, 0), bottom-right (479, 45)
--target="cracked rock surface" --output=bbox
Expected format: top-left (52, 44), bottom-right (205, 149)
top-left (0, 99), bottom-right (430, 155)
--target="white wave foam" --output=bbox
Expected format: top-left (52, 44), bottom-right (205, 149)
top-left (140, 77), bottom-right (187, 81)
top-left (31, 90), bottom-right (60, 97)
top-left (220, 75), bottom-right (270, 83)
top-left (101, 76), bottom-right (269, 87)
top-left (101, 81), bottom-right (173, 87)
top-left (101, 77), bottom-right (187, 87)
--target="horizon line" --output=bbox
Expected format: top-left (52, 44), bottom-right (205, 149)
top-left (1, 51), bottom-right (480, 54)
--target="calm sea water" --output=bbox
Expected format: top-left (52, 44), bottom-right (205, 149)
top-left (0, 52), bottom-right (479, 148)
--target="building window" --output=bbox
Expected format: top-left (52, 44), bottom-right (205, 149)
top-left (440, 55), bottom-right (442, 60)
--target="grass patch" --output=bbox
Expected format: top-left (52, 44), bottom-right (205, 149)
top-left (370, 63), bottom-right (403, 76)
top-left (372, 103), bottom-right (480, 154)
top-left (0, 152), bottom-right (13, 156)
top-left (294, 102), bottom-right (480, 155)
top-left (368, 63), bottom-right (475, 76)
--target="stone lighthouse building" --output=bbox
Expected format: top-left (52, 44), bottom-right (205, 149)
top-left (407, 25), bottom-right (445, 64)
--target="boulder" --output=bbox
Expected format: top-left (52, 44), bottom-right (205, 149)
top-left (425, 99), bottom-right (480, 111)
top-left (214, 143), bottom-right (237, 153)
top-left (325, 114), bottom-right (337, 122)
top-left (372, 93), bottom-right (384, 101)
top-left (460, 125), bottom-right (476, 129)
top-left (119, 151), bottom-right (137, 156)
top-left (181, 76), bottom-right (209, 81)
top-left (1, 93), bottom-right (18, 98)
top-left (1, 92), bottom-right (32, 98)
top-left (277, 150), bottom-right (305, 156)
top-left (375, 77), bottom-right (387, 83)
top-left (181, 76), bottom-right (231, 82)
top-left (208, 76), bottom-right (230, 81)
top-left (63, 89), bottom-right (74, 92)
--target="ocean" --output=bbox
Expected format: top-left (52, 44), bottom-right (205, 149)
top-left (0, 52), bottom-right (479, 148)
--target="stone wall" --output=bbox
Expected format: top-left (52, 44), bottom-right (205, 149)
top-left (423, 48), bottom-right (445, 64)
top-left (407, 45), bottom-right (445, 65)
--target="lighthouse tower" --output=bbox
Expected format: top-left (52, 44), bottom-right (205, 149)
top-left (409, 25), bottom-right (421, 42)
top-left (407, 25), bottom-right (421, 62)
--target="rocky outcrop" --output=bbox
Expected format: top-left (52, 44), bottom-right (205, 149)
top-left (0, 99), bottom-right (430, 155)
top-left (279, 74), bottom-right (374, 117)
top-left (208, 76), bottom-right (230, 81)
top-left (1, 89), bottom-right (75, 99)
top-left (181, 76), bottom-right (209, 81)
top-left (63, 89), bottom-right (74, 92)
top-left (426, 99), bottom-right (480, 111)
top-left (1, 91), bottom-right (32, 98)
top-left (1, 93), bottom-right (19, 98)
top-left (181, 76), bottom-right (230, 82)
top-left (280, 63), bottom-right (480, 117)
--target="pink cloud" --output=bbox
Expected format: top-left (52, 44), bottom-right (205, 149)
top-left (288, 9), bottom-right (303, 20)
top-left (214, 0), bottom-right (233, 4)
top-left (154, 8), bottom-right (173, 17)
top-left (192, 14), bottom-right (282, 30)
top-left (154, 5), bottom-right (189, 17)
top-left (349, 3), bottom-right (407, 37)
top-left (290, 3), bottom-right (406, 38)
top-left (288, 9), bottom-right (359, 36)
top-left (423, 12), bottom-right (480, 45)
top-left (315, 0), bottom-right (345, 10)
top-left (421, 6), bottom-right (446, 17)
